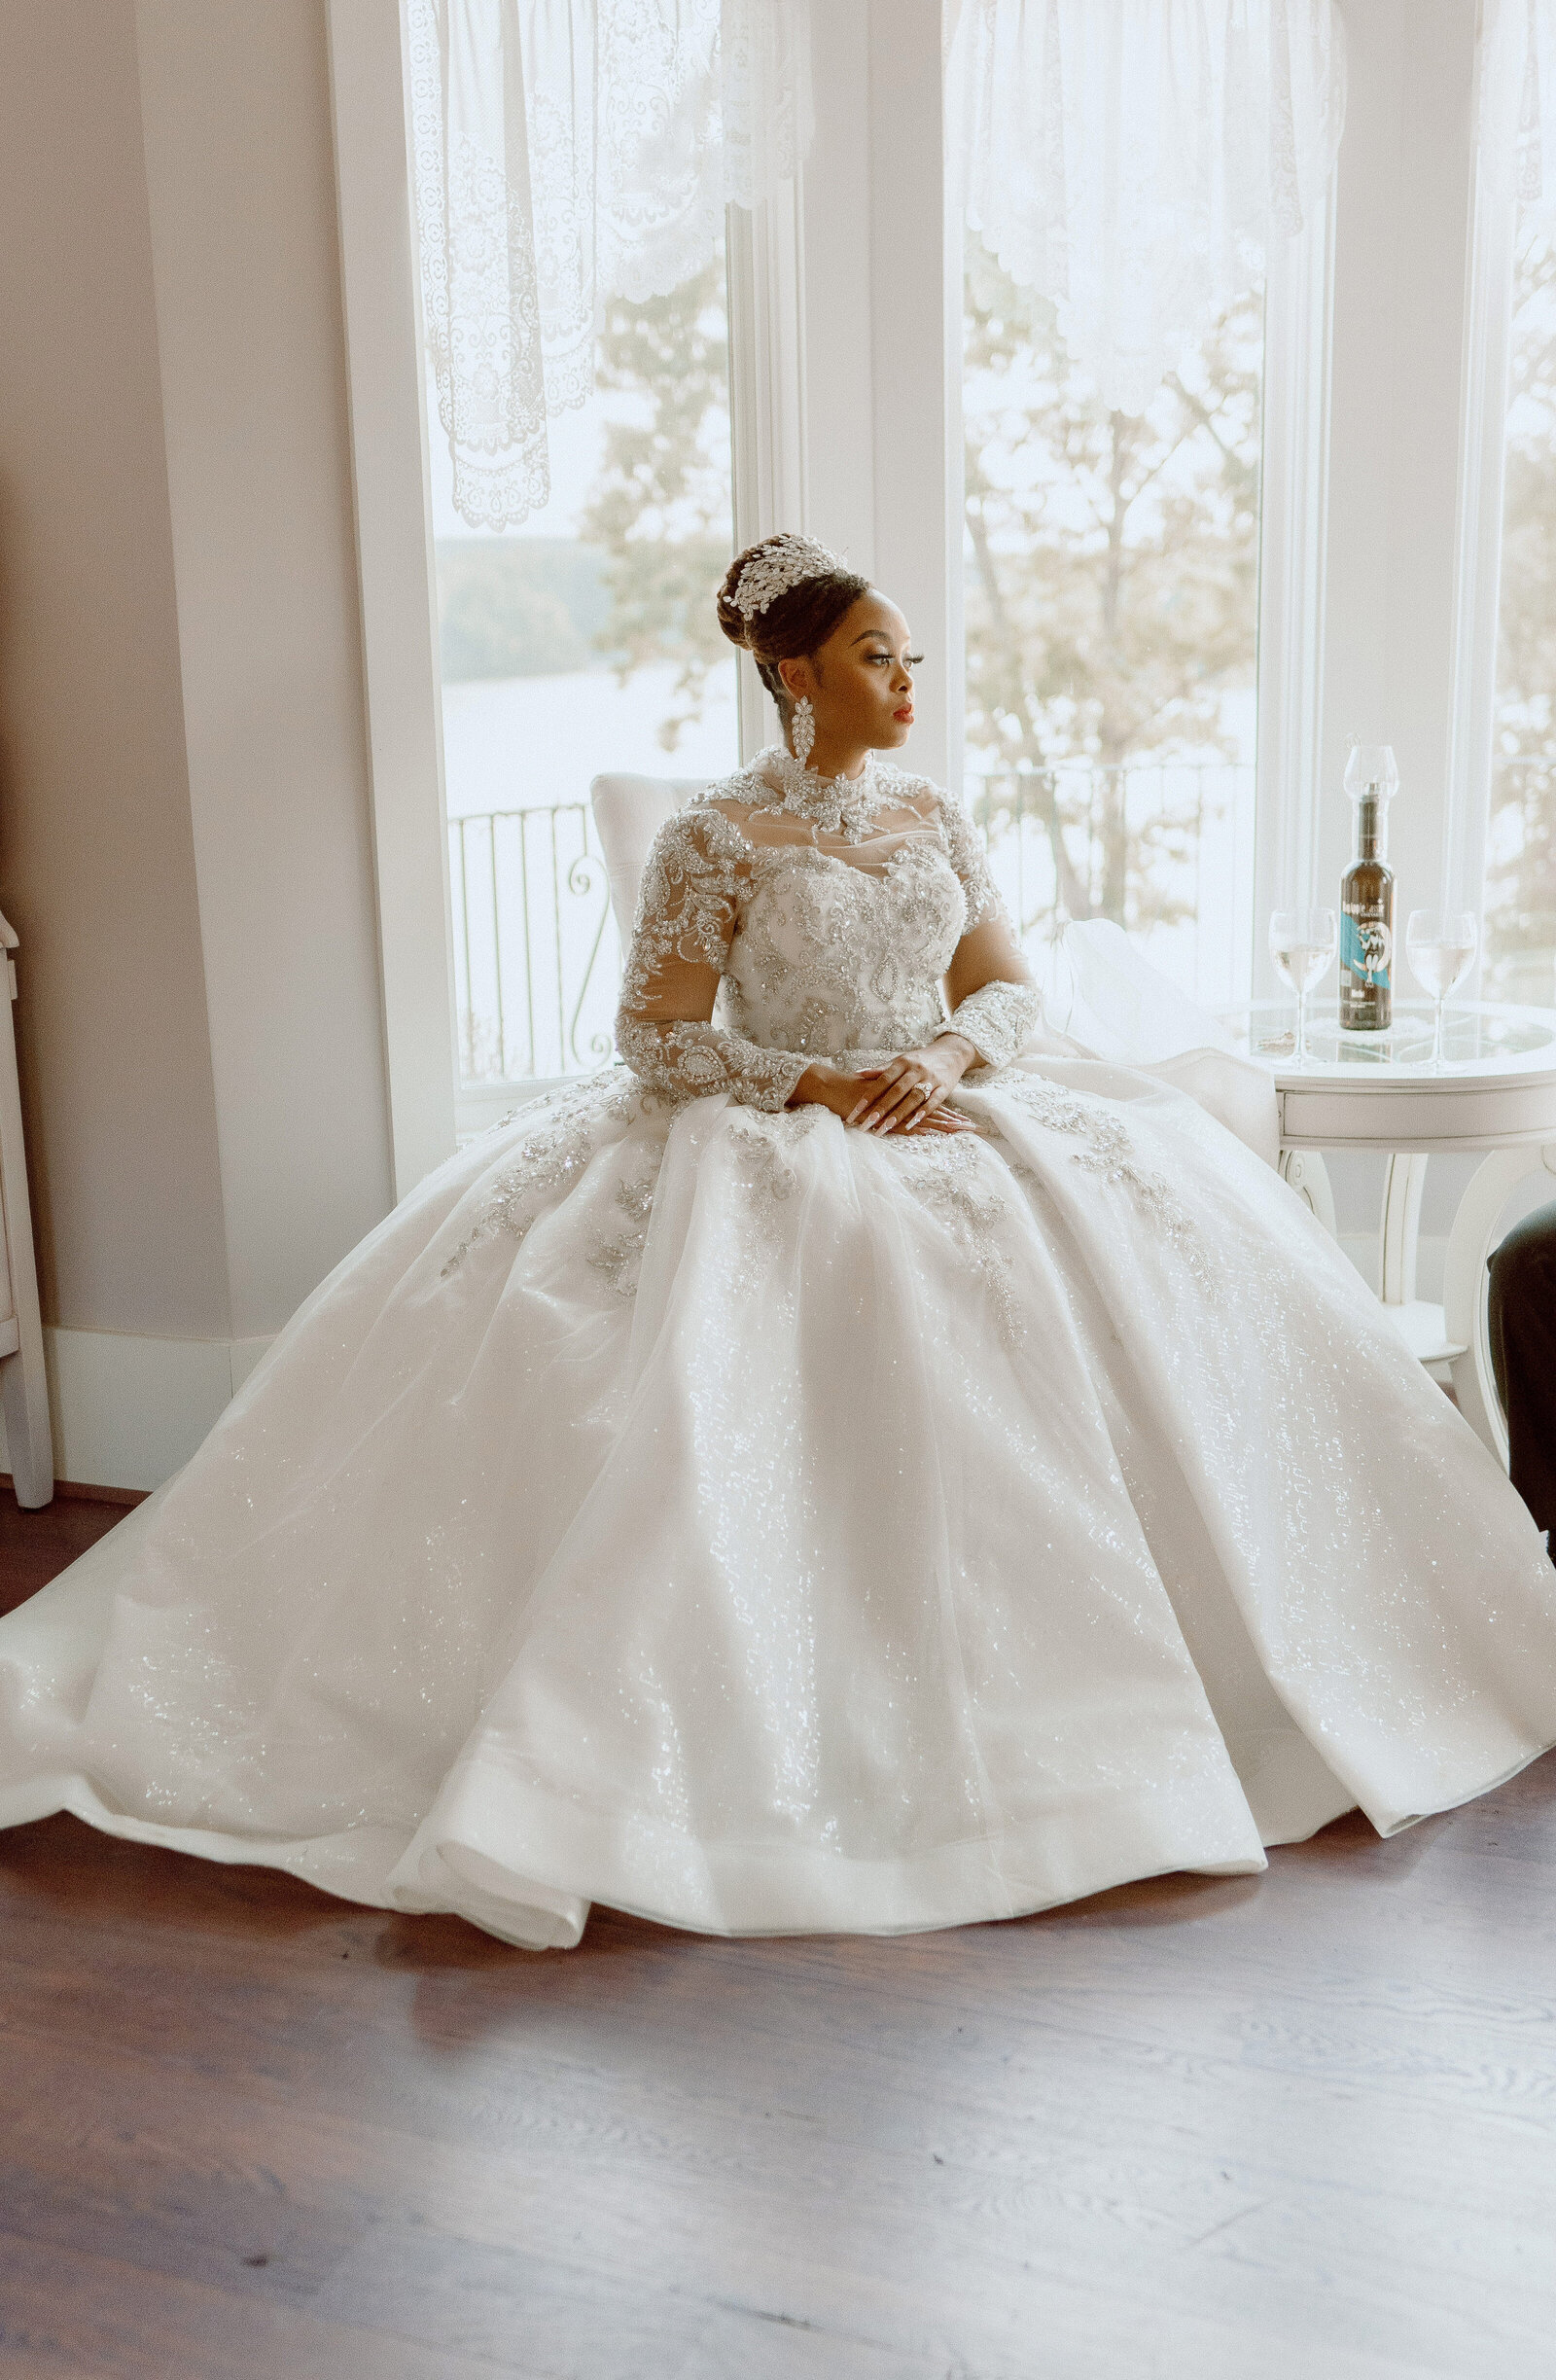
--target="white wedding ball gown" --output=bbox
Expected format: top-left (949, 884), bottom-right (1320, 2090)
top-left (2, 757), bottom-right (1553, 1950)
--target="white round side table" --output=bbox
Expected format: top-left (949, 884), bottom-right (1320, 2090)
top-left (1221, 1001), bottom-right (1556, 1464)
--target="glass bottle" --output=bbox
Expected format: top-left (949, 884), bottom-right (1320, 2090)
top-left (1338, 744), bottom-right (1397, 1032)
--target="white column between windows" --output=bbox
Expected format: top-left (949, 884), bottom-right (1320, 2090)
top-left (1315, 0), bottom-right (1481, 961)
top-left (1444, 38), bottom-right (1519, 931)
top-left (326, 0), bottom-right (459, 1197)
top-left (1254, 179), bottom-right (1338, 987)
top-left (730, 0), bottom-right (962, 790)
top-left (866, 0), bottom-right (963, 795)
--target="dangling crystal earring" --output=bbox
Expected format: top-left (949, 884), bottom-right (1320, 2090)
top-left (790, 694), bottom-right (815, 767)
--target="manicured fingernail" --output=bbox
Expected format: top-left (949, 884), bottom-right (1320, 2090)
top-left (846, 1105), bottom-right (864, 1123)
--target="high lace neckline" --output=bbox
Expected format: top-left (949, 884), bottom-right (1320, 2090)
top-left (751, 745), bottom-right (897, 844)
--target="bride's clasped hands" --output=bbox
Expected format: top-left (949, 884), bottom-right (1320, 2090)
top-left (791, 1035), bottom-right (979, 1133)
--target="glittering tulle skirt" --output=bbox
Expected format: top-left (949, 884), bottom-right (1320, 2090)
top-left (3, 1055), bottom-right (1554, 1948)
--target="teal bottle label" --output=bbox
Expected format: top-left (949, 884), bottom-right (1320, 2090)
top-left (1341, 912), bottom-right (1392, 986)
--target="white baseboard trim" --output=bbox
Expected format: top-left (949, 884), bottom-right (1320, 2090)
top-left (0, 1327), bottom-right (275, 1496)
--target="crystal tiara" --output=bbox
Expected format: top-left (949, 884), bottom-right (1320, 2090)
top-left (731, 533), bottom-right (849, 619)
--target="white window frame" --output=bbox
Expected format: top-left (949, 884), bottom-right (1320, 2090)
top-left (327, 0), bottom-right (458, 1196)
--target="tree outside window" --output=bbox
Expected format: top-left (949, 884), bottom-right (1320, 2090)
top-left (963, 254), bottom-right (1264, 1007)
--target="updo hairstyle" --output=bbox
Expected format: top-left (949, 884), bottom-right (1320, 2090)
top-left (717, 537), bottom-right (871, 723)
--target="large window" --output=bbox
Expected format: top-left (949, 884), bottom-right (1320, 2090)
top-left (962, 254), bottom-right (1264, 1011)
top-left (434, 249), bottom-right (738, 1089)
top-left (1486, 214), bottom-right (1556, 1005)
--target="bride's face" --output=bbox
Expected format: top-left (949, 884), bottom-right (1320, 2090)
top-left (780, 594), bottom-right (921, 754)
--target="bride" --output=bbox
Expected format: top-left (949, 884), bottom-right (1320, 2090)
top-left (3, 532), bottom-right (1555, 1952)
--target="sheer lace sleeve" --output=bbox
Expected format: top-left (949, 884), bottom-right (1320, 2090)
top-left (615, 806), bottom-right (811, 1111)
top-left (934, 790), bottom-right (1008, 931)
top-left (931, 791), bottom-right (1041, 1069)
top-left (946, 978), bottom-right (1043, 1070)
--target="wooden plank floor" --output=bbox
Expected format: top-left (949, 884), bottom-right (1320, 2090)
top-left (2, 1494), bottom-right (1555, 2377)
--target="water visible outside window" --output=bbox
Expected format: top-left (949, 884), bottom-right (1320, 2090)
top-left (1487, 219), bottom-right (1556, 1005)
top-left (963, 253), bottom-right (1264, 1011)
top-left (435, 246), bottom-right (737, 1087)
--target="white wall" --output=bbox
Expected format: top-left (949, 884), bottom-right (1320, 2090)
top-left (136, 0), bottom-right (395, 1336)
top-left (0, 0), bottom-right (397, 1484)
top-left (0, 0), bottom-right (231, 1341)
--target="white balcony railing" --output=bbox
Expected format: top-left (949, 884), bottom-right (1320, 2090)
top-left (449, 761), bottom-right (1255, 1090)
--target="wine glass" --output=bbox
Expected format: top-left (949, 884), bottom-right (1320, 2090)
top-left (1343, 742), bottom-right (1400, 799)
top-left (1269, 908), bottom-right (1337, 1067)
top-left (1406, 910), bottom-right (1478, 1070)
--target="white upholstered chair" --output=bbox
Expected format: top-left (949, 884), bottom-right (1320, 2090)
top-left (589, 773), bottom-right (709, 949)
top-left (0, 909), bottom-right (53, 1507)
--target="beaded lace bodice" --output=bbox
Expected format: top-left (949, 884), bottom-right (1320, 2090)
top-left (615, 754), bottom-right (1041, 1110)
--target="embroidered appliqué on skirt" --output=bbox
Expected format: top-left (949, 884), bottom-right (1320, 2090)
top-left (441, 1078), bottom-right (646, 1277)
top-left (997, 1076), bottom-right (1205, 1265)
top-left (892, 1133), bottom-right (1024, 1349)
top-left (584, 1146), bottom-right (663, 1300)
top-left (725, 1106), bottom-right (823, 1230)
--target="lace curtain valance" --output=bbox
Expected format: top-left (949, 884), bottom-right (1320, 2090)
top-left (1480, 0), bottom-right (1556, 213)
top-left (944, 0), bottom-right (1348, 416)
top-left (407, 0), bottom-right (813, 530)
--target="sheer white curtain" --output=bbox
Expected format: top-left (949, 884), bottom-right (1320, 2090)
top-left (944, 0), bottom-right (1347, 414)
top-left (407, 0), bottom-right (812, 530)
top-left (1480, 0), bottom-right (1556, 212)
